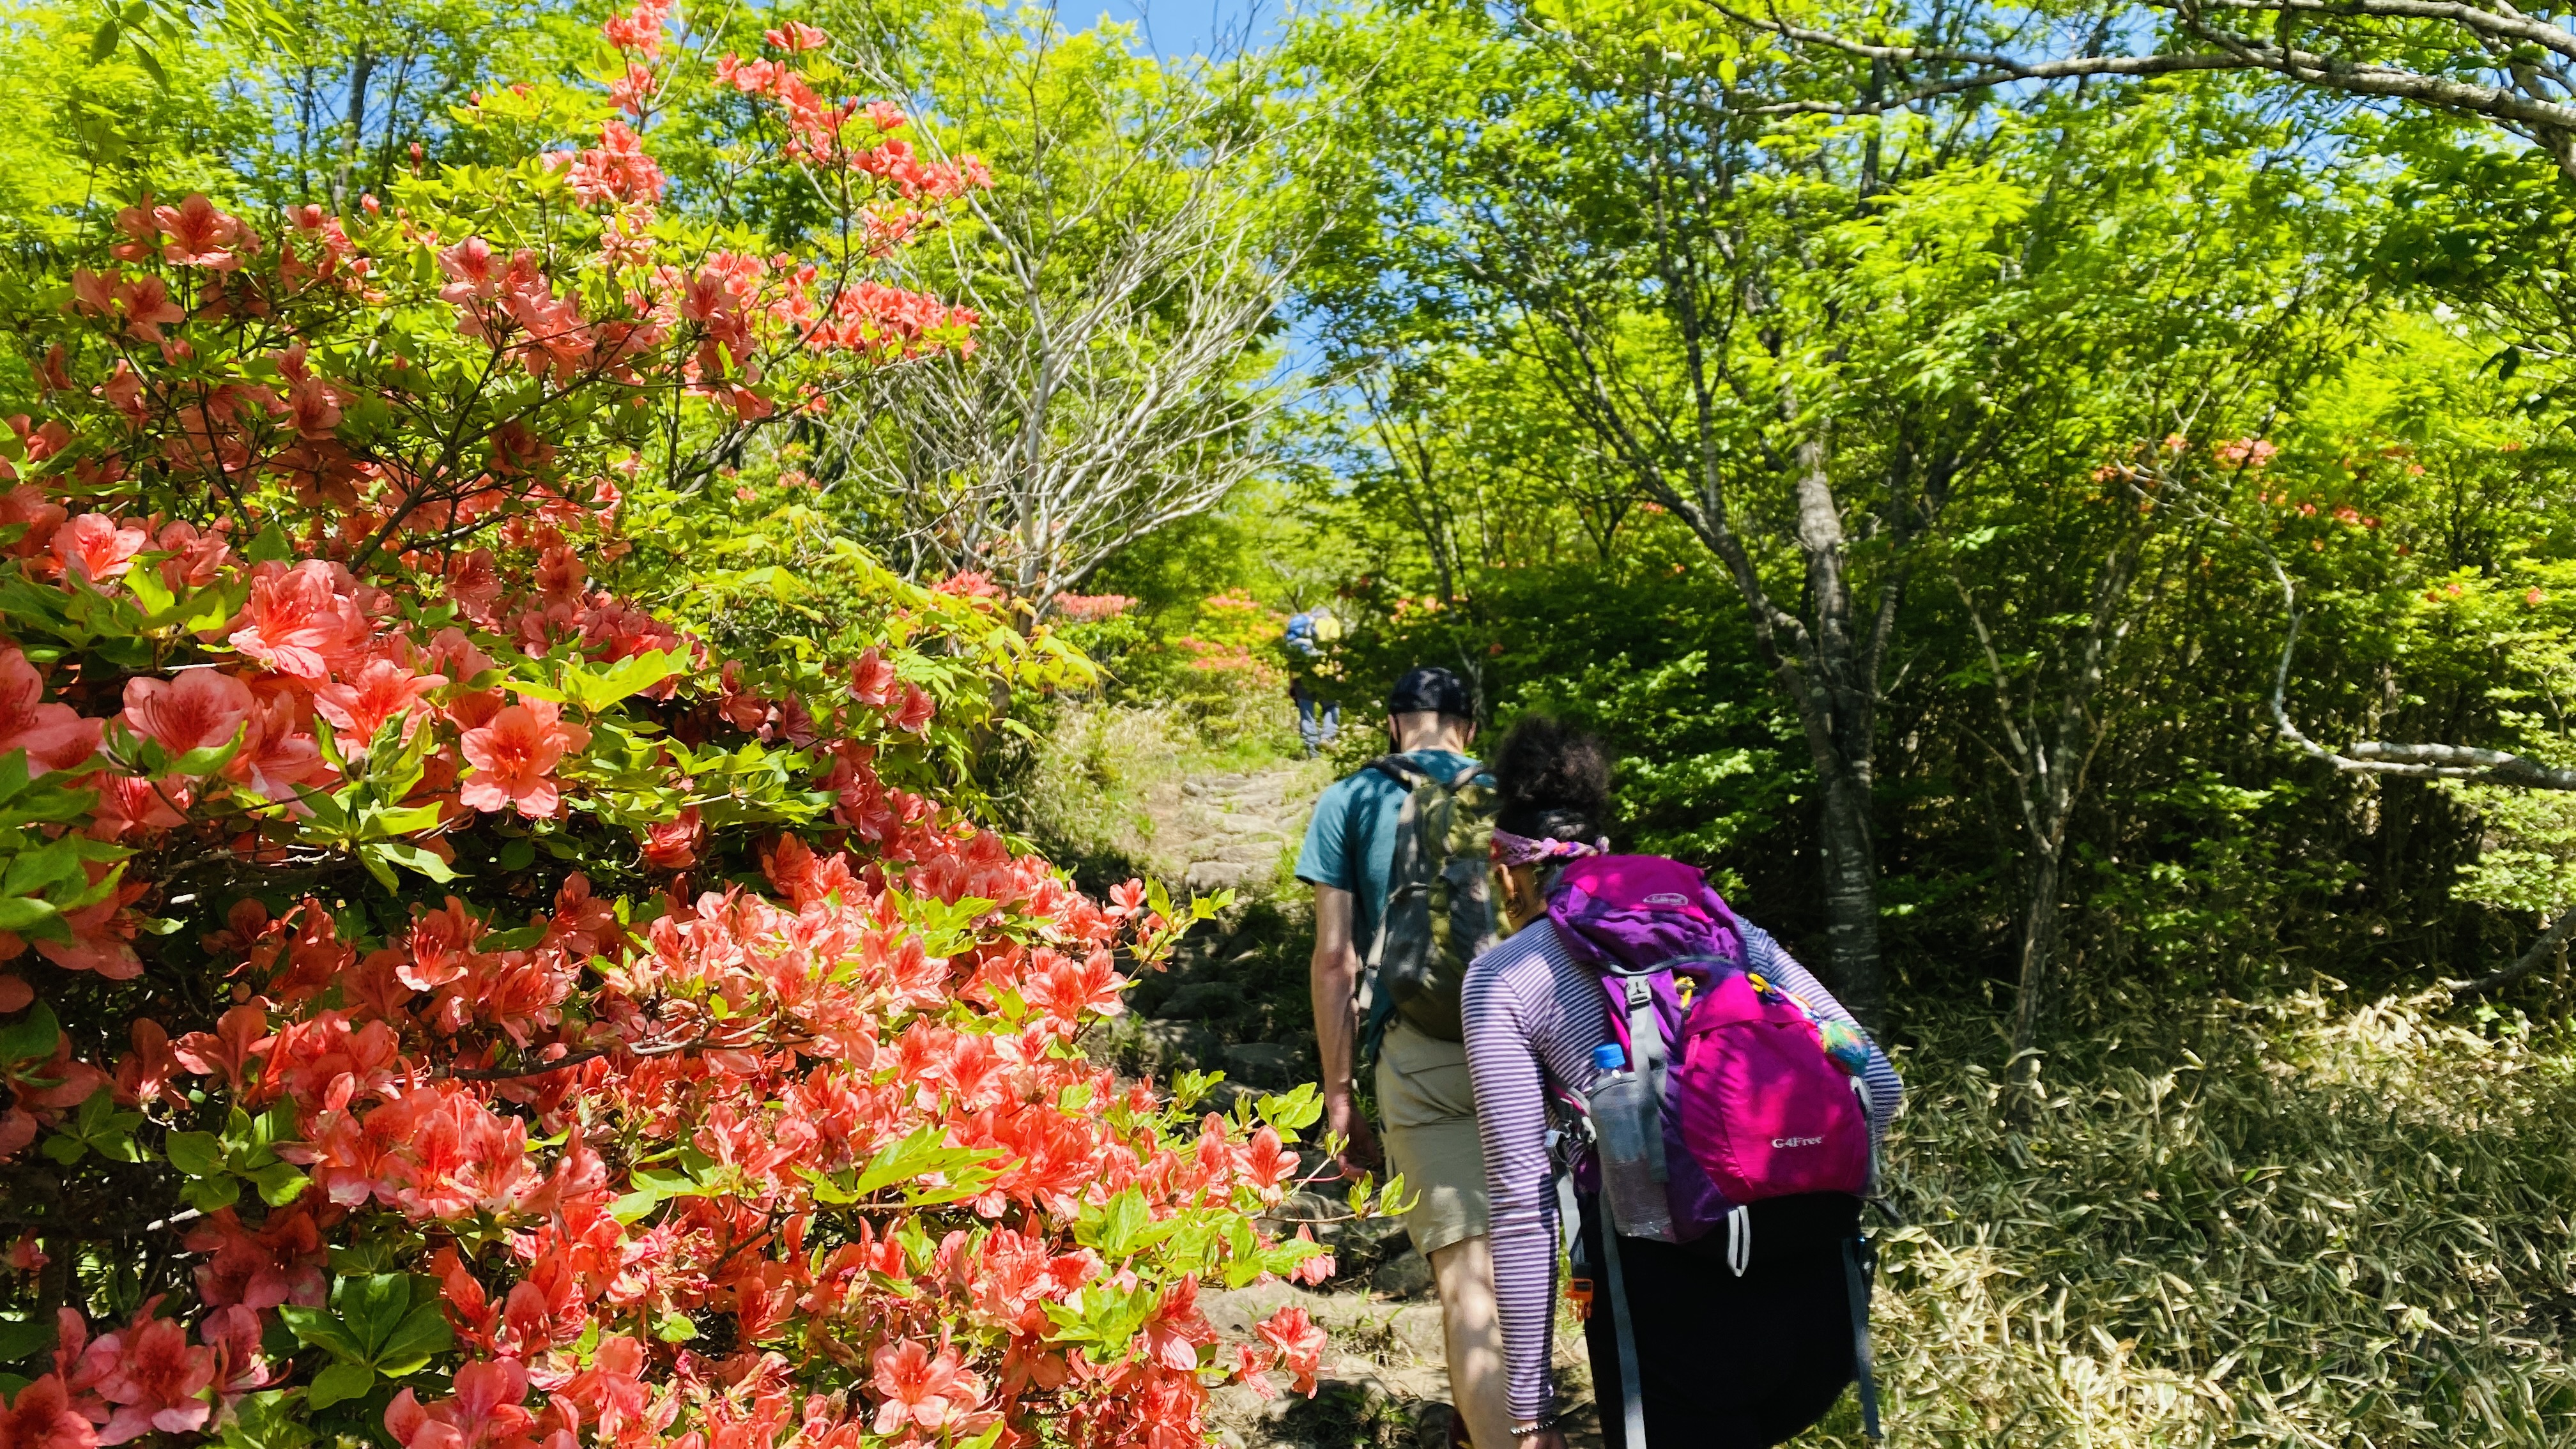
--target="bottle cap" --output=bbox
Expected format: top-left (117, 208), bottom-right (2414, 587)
top-left (1592, 1043), bottom-right (1625, 1071)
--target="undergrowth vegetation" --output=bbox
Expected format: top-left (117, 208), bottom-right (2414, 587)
top-left (992, 703), bottom-right (1208, 887)
top-left (1845, 990), bottom-right (2576, 1446)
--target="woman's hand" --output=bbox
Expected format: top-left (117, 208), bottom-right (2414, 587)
top-left (1512, 1428), bottom-right (1567, 1449)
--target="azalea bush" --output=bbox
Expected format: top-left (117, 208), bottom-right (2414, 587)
top-left (1071, 593), bottom-right (1288, 746)
top-left (0, 10), bottom-right (1354, 1449)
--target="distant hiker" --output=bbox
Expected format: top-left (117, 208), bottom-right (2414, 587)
top-left (1296, 664), bottom-right (1510, 1449)
top-left (1462, 717), bottom-right (1902, 1449)
top-left (1283, 606), bottom-right (1344, 757)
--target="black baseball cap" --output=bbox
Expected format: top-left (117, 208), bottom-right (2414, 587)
top-left (1387, 666), bottom-right (1473, 718)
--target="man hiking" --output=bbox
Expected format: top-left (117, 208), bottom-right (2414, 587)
top-left (1284, 605), bottom-right (1344, 758)
top-left (1296, 666), bottom-right (1507, 1449)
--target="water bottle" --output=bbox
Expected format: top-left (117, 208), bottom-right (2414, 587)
top-left (1587, 1042), bottom-right (1676, 1241)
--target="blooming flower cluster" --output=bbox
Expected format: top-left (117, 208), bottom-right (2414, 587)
top-left (1051, 595), bottom-right (1138, 624)
top-left (0, 13), bottom-right (1357, 1449)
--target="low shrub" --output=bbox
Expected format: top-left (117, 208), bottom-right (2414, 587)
top-left (1817, 989), bottom-right (2576, 1446)
top-left (0, 12), bottom-right (1358, 1449)
top-left (1062, 595), bottom-right (1298, 756)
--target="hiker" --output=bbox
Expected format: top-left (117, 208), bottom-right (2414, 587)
top-left (1296, 665), bottom-right (1510, 1449)
top-left (1461, 717), bottom-right (1903, 1449)
top-left (1284, 606), bottom-right (1344, 758)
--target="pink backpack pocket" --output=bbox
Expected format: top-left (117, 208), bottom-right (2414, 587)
top-left (1673, 974), bottom-right (1871, 1203)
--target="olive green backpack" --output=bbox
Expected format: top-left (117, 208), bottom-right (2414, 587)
top-left (1363, 755), bottom-right (1504, 1045)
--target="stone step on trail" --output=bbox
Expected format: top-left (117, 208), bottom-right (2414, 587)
top-left (1166, 760), bottom-right (1313, 892)
top-left (1199, 1275), bottom-right (1604, 1449)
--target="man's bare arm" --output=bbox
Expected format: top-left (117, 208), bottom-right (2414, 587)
top-left (1308, 884), bottom-right (1381, 1172)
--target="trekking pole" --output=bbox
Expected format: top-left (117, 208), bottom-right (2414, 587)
top-left (1599, 1228), bottom-right (1649, 1449)
top-left (1842, 1236), bottom-right (1882, 1441)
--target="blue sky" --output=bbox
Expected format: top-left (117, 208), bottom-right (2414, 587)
top-left (1077, 0), bottom-right (1278, 60)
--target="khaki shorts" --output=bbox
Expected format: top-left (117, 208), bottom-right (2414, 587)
top-left (1374, 1019), bottom-right (1490, 1256)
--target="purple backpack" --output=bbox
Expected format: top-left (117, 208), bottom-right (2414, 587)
top-left (1546, 854), bottom-right (1876, 1244)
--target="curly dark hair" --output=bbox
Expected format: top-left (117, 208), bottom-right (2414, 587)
top-left (1492, 714), bottom-right (1613, 842)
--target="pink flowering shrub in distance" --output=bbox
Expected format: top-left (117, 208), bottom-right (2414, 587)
top-left (1049, 596), bottom-right (1136, 625)
top-left (0, 10), bottom-right (1349, 1449)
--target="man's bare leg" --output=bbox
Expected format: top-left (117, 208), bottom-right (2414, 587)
top-left (1429, 1234), bottom-right (1512, 1449)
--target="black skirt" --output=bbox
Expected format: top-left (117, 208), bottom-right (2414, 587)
top-left (1575, 1192), bottom-right (1861, 1449)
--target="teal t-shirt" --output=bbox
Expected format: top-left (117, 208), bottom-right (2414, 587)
top-left (1294, 749), bottom-right (1482, 953)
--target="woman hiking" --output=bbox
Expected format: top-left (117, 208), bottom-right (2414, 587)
top-left (1460, 717), bottom-right (1903, 1449)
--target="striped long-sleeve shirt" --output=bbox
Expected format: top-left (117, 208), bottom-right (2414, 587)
top-left (1460, 917), bottom-right (1903, 1422)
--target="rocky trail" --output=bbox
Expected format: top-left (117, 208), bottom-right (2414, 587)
top-left (1165, 765), bottom-right (1313, 894)
top-left (1093, 755), bottom-right (1603, 1449)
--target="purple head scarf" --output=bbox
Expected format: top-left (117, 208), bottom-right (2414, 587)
top-left (1489, 827), bottom-right (1608, 868)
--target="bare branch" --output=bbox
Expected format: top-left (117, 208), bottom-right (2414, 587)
top-left (821, 26), bottom-right (1344, 608)
top-left (2193, 0), bottom-right (2576, 65)
top-left (2346, 740), bottom-right (2576, 790)
top-left (2448, 901), bottom-right (2576, 995)
top-left (445, 1048), bottom-right (611, 1082)
top-left (2265, 551), bottom-right (2576, 788)
top-left (1703, 0), bottom-right (2576, 175)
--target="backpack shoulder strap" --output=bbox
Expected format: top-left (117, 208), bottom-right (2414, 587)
top-left (1613, 972), bottom-right (1673, 1121)
top-left (1357, 756), bottom-right (1427, 979)
top-left (1367, 753), bottom-right (1427, 786)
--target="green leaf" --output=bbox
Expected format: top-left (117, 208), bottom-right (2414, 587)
top-left (255, 1102), bottom-right (299, 1147)
top-left (306, 1361), bottom-right (375, 1410)
top-left (0, 1000), bottom-right (59, 1062)
top-left (89, 17), bottom-right (118, 59)
top-left (243, 525), bottom-right (294, 564)
top-left (247, 1161), bottom-right (308, 1207)
top-left (125, 568), bottom-right (173, 618)
top-left (372, 1302), bottom-right (454, 1376)
top-left (178, 581), bottom-right (245, 635)
top-left (365, 843), bottom-right (456, 883)
top-left (654, 1312), bottom-right (697, 1342)
top-left (1256, 1083), bottom-right (1324, 1135)
top-left (562, 650), bottom-right (680, 712)
top-left (217, 1390), bottom-right (314, 1449)
top-left (169, 731), bottom-right (247, 778)
top-left (275, 1305), bottom-right (362, 1362)
top-left (183, 1172), bottom-right (242, 1213)
top-left (0, 583), bottom-right (73, 646)
top-left (335, 1274), bottom-right (413, 1358)
top-left (1085, 1189), bottom-right (1152, 1258)
top-left (846, 1123), bottom-right (1001, 1198)
top-left (0, 896), bottom-right (62, 935)
top-left (365, 804), bottom-right (445, 838)
top-left (0, 1313), bottom-right (56, 1364)
top-left (164, 1129), bottom-right (221, 1176)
